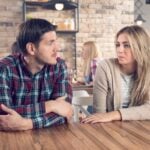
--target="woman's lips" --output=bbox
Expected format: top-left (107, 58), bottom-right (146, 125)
top-left (118, 55), bottom-right (125, 59)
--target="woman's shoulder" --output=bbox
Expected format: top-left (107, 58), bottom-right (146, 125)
top-left (91, 57), bottom-right (104, 65)
top-left (98, 58), bottom-right (118, 67)
top-left (96, 58), bottom-right (120, 81)
top-left (96, 58), bottom-right (120, 75)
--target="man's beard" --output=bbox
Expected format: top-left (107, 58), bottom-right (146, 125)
top-left (35, 55), bottom-right (56, 66)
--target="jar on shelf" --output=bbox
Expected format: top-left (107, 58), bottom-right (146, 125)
top-left (66, 19), bottom-right (75, 30)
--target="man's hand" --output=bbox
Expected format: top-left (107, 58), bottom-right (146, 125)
top-left (45, 96), bottom-right (73, 120)
top-left (0, 104), bottom-right (33, 131)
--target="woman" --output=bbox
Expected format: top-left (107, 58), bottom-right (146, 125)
top-left (81, 41), bottom-right (100, 86)
top-left (82, 25), bottom-right (150, 123)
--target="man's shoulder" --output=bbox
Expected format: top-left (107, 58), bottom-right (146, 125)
top-left (0, 54), bottom-right (19, 68)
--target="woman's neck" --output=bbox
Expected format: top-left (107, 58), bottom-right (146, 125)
top-left (120, 63), bottom-right (136, 75)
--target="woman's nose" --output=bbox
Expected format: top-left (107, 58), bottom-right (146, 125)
top-left (117, 45), bottom-right (125, 53)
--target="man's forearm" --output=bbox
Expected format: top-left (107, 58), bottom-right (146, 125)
top-left (45, 100), bottom-right (55, 113)
top-left (21, 118), bottom-right (33, 130)
top-left (2, 102), bottom-right (45, 118)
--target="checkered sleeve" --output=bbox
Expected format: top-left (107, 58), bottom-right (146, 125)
top-left (31, 60), bottom-right (72, 128)
top-left (0, 58), bottom-right (71, 129)
top-left (32, 113), bottom-right (67, 129)
top-left (0, 67), bottom-right (67, 128)
top-left (0, 68), bottom-right (45, 117)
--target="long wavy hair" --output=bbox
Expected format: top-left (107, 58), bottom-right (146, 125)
top-left (116, 25), bottom-right (150, 105)
top-left (82, 41), bottom-right (99, 77)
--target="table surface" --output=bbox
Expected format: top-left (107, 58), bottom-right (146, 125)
top-left (0, 121), bottom-right (150, 150)
top-left (72, 84), bottom-right (93, 95)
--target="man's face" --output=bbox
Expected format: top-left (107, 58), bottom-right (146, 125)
top-left (34, 31), bottom-right (59, 65)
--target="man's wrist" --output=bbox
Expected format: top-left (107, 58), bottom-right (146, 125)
top-left (21, 118), bottom-right (33, 130)
top-left (45, 100), bottom-right (56, 113)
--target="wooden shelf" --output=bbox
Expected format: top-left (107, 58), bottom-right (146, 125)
top-left (56, 30), bottom-right (78, 33)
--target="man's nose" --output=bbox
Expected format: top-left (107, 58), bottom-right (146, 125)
top-left (54, 41), bottom-right (60, 52)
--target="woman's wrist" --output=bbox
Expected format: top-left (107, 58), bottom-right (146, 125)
top-left (112, 110), bottom-right (122, 121)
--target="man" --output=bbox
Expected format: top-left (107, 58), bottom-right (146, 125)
top-left (0, 18), bottom-right (73, 131)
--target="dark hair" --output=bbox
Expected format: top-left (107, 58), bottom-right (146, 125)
top-left (17, 18), bottom-right (57, 54)
top-left (11, 41), bottom-right (21, 54)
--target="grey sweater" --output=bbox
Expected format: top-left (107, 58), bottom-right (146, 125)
top-left (93, 58), bottom-right (150, 120)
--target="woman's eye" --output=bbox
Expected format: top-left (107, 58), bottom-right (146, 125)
top-left (124, 44), bottom-right (130, 48)
top-left (115, 44), bottom-right (120, 47)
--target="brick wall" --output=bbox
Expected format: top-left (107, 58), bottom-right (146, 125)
top-left (0, 0), bottom-right (23, 58)
top-left (76, 0), bottom-right (134, 74)
top-left (0, 0), bottom-right (134, 76)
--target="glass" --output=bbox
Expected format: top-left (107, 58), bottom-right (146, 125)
top-left (68, 69), bottom-right (77, 84)
top-left (84, 76), bottom-right (90, 85)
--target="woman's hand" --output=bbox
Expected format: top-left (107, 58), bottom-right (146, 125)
top-left (81, 111), bottom-right (121, 124)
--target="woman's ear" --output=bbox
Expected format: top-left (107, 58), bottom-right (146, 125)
top-left (26, 42), bottom-right (36, 55)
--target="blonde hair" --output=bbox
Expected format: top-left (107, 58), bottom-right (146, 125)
top-left (116, 25), bottom-right (150, 105)
top-left (82, 41), bottom-right (99, 77)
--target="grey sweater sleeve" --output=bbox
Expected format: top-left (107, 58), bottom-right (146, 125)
top-left (120, 86), bottom-right (150, 120)
top-left (119, 100), bottom-right (150, 120)
top-left (93, 61), bottom-right (108, 113)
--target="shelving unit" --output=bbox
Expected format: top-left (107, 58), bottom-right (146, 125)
top-left (23, 0), bottom-right (79, 70)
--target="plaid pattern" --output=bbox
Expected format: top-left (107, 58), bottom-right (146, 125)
top-left (90, 58), bottom-right (99, 81)
top-left (0, 54), bottom-right (72, 129)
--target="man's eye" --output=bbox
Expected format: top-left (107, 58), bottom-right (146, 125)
top-left (48, 41), bottom-right (53, 45)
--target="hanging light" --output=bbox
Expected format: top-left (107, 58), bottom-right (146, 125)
top-left (55, 3), bottom-right (64, 10)
top-left (134, 0), bottom-right (146, 25)
top-left (135, 14), bottom-right (146, 25)
top-left (146, 0), bottom-right (150, 4)
top-left (42, 0), bottom-right (78, 10)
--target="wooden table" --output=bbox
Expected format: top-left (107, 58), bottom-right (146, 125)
top-left (72, 84), bottom-right (93, 95)
top-left (0, 121), bottom-right (150, 150)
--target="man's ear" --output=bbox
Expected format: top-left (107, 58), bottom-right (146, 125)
top-left (26, 42), bottom-right (36, 55)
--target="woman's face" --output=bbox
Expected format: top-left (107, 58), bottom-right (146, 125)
top-left (81, 45), bottom-right (89, 59)
top-left (116, 33), bottom-right (135, 66)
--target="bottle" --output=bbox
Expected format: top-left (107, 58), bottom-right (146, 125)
top-left (70, 19), bottom-right (75, 30)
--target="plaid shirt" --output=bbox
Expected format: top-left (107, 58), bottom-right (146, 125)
top-left (88, 58), bottom-right (100, 82)
top-left (0, 54), bottom-right (72, 129)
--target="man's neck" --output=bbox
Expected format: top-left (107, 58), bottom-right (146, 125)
top-left (23, 56), bottom-right (44, 75)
